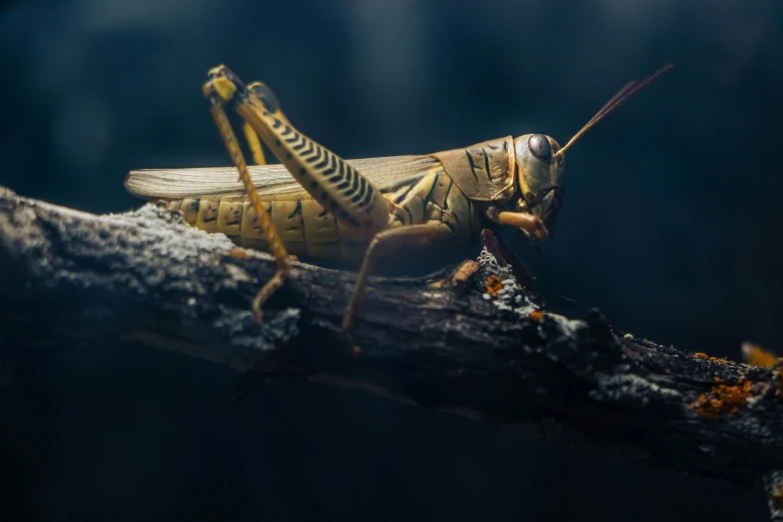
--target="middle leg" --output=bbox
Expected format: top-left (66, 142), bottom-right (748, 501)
top-left (342, 221), bottom-right (454, 353)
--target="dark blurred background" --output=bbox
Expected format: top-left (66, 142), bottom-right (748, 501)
top-left (1, 0), bottom-right (782, 520)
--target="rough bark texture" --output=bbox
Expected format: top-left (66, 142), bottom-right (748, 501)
top-left (1, 186), bottom-right (782, 498)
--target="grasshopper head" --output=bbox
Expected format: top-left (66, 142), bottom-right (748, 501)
top-left (513, 134), bottom-right (566, 239)
top-left (513, 63), bottom-right (673, 242)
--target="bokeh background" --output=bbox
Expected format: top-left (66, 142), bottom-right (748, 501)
top-left (1, 0), bottom-right (782, 520)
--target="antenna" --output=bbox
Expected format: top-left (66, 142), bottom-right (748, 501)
top-left (555, 63), bottom-right (673, 158)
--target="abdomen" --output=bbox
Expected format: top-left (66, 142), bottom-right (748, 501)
top-left (163, 196), bottom-right (371, 264)
top-left (161, 172), bottom-right (484, 269)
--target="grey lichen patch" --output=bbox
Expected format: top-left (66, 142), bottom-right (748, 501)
top-left (43, 203), bottom-right (233, 307)
top-left (112, 204), bottom-right (301, 349)
top-left (537, 318), bottom-right (582, 364)
top-left (589, 373), bottom-right (681, 409)
top-left (467, 258), bottom-right (652, 405)
top-left (472, 238), bottom-right (643, 404)
top-left (223, 264), bottom-right (253, 288)
top-left (125, 205), bottom-right (302, 342)
top-left (114, 203), bottom-right (239, 259)
top-left (477, 246), bottom-right (515, 282)
top-left (0, 196), bottom-right (301, 360)
top-left (733, 415), bottom-right (774, 440)
top-left (476, 246), bottom-right (539, 316)
top-left (475, 244), bottom-right (589, 365)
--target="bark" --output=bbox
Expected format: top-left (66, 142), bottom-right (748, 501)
top-left (1, 185), bottom-right (782, 501)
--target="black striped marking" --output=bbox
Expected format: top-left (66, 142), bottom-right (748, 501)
top-left (442, 178), bottom-right (453, 210)
top-left (482, 151), bottom-right (491, 182)
top-left (287, 201), bottom-right (303, 219)
top-left (248, 112), bottom-right (375, 230)
top-left (266, 116), bottom-right (376, 215)
top-left (464, 151), bottom-right (480, 184)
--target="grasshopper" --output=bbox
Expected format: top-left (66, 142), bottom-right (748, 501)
top-left (125, 63), bottom-right (671, 350)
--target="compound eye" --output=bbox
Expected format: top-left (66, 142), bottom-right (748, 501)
top-left (528, 134), bottom-right (552, 161)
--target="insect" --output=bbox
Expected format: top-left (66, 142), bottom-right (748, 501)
top-left (125, 63), bottom-right (672, 351)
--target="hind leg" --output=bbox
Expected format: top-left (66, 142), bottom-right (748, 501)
top-left (203, 69), bottom-right (292, 322)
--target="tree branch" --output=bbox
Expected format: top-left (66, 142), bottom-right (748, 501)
top-left (1, 186), bottom-right (782, 499)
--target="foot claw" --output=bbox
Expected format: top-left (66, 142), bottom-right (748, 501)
top-left (344, 332), bottom-right (360, 358)
top-left (341, 314), bottom-right (360, 357)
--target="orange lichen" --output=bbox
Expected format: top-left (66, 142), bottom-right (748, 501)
top-left (485, 275), bottom-right (503, 296)
top-left (692, 378), bottom-right (753, 419)
top-left (741, 342), bottom-right (780, 368)
top-left (692, 352), bottom-right (729, 364)
top-left (529, 310), bottom-right (543, 322)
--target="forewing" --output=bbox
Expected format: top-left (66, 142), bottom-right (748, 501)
top-left (125, 154), bottom-right (439, 201)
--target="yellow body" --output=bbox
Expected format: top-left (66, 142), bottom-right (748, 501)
top-left (160, 166), bottom-right (482, 265)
